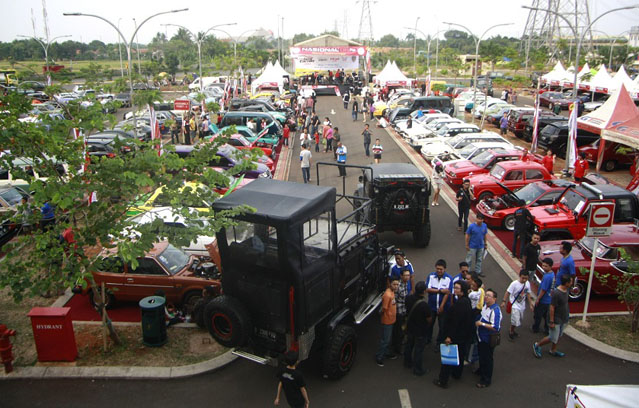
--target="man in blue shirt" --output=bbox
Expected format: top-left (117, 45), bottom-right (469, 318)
top-left (335, 142), bottom-right (347, 177)
top-left (388, 249), bottom-right (415, 294)
top-left (465, 213), bottom-right (488, 276)
top-left (426, 259), bottom-right (453, 346)
top-left (476, 288), bottom-right (501, 388)
top-left (452, 261), bottom-right (470, 303)
top-left (533, 258), bottom-right (555, 334)
top-left (555, 241), bottom-right (575, 288)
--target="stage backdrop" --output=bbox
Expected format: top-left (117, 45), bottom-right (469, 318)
top-left (290, 46), bottom-right (367, 76)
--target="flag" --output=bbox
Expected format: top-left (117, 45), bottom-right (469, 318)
top-left (148, 104), bottom-right (163, 156)
top-left (365, 47), bottom-right (371, 74)
top-left (530, 86), bottom-right (541, 152)
top-left (567, 102), bottom-right (579, 169)
top-left (233, 79), bottom-right (238, 98)
top-left (424, 73), bottom-right (431, 97)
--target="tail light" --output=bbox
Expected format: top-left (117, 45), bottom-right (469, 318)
top-left (106, 152), bottom-right (116, 158)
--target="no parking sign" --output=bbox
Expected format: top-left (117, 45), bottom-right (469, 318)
top-left (586, 201), bottom-right (615, 237)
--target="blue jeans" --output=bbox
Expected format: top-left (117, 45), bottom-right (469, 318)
top-left (301, 167), bottom-right (310, 183)
top-left (404, 334), bottom-right (427, 375)
top-left (376, 324), bottom-right (393, 361)
top-left (364, 142), bottom-right (370, 157)
top-left (466, 247), bottom-right (484, 274)
top-left (352, 110), bottom-right (358, 121)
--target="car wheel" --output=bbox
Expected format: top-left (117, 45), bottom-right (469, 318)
top-left (569, 279), bottom-right (586, 302)
top-left (413, 223), bottom-right (431, 248)
top-left (478, 191), bottom-right (493, 202)
top-left (323, 324), bottom-right (357, 380)
top-left (89, 287), bottom-right (115, 310)
top-left (204, 295), bottom-right (252, 347)
top-left (503, 214), bottom-right (515, 231)
top-left (182, 291), bottom-right (204, 316)
top-left (603, 160), bottom-right (617, 172)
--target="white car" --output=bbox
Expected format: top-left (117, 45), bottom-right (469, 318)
top-left (472, 98), bottom-right (509, 118)
top-left (434, 123), bottom-right (481, 138)
top-left (419, 131), bottom-right (506, 161)
top-left (439, 141), bottom-right (514, 163)
top-left (126, 207), bottom-right (216, 258)
top-left (426, 117), bottom-right (463, 132)
top-left (394, 112), bottom-right (448, 132)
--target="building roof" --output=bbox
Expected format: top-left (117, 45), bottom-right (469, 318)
top-left (293, 34), bottom-right (361, 47)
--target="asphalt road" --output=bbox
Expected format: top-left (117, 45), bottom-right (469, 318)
top-left (3, 95), bottom-right (638, 408)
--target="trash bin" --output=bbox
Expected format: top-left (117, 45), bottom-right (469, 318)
top-left (139, 296), bottom-right (167, 347)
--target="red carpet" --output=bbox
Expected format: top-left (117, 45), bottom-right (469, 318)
top-left (65, 293), bottom-right (141, 323)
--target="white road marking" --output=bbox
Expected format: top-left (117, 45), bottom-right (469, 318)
top-left (398, 389), bottom-right (412, 408)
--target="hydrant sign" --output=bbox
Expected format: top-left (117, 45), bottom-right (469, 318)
top-left (586, 201), bottom-right (615, 237)
top-left (174, 99), bottom-right (191, 111)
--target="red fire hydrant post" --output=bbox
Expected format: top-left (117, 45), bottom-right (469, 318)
top-left (0, 324), bottom-right (17, 374)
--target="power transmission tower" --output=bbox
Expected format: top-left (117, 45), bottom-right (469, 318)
top-left (521, 0), bottom-right (592, 68)
top-left (357, 0), bottom-right (375, 43)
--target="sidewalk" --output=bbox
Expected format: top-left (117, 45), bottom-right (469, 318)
top-left (381, 122), bottom-right (639, 364)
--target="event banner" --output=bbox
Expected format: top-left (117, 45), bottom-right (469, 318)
top-left (292, 55), bottom-right (360, 76)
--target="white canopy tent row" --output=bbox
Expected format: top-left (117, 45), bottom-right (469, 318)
top-left (251, 60), bottom-right (291, 94)
top-left (374, 60), bottom-right (413, 87)
top-left (565, 384), bottom-right (639, 408)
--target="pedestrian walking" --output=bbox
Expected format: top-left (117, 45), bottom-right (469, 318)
top-left (342, 92), bottom-right (350, 109)
top-left (475, 289), bottom-right (501, 388)
top-left (499, 112), bottom-right (508, 136)
top-left (456, 179), bottom-right (474, 232)
top-left (369, 102), bottom-right (374, 121)
top-left (332, 127), bottom-right (341, 160)
top-left (283, 123), bottom-right (290, 147)
top-left (188, 115), bottom-right (197, 145)
top-left (362, 99), bottom-right (368, 122)
top-left (336, 142), bottom-right (347, 177)
top-left (300, 143), bottom-right (312, 184)
top-left (533, 273), bottom-right (571, 359)
top-left (362, 124), bottom-right (372, 157)
top-left (452, 261), bottom-right (471, 287)
top-left (391, 269), bottom-right (411, 356)
top-left (556, 241), bottom-right (575, 288)
top-left (434, 279), bottom-right (474, 389)
top-left (299, 128), bottom-right (309, 148)
top-left (274, 350), bottom-right (310, 408)
top-left (521, 232), bottom-right (541, 277)
top-left (314, 131), bottom-right (320, 153)
top-left (542, 150), bottom-right (555, 174)
top-left (431, 158), bottom-right (444, 206)
top-left (511, 90), bottom-right (518, 104)
top-left (324, 123), bottom-right (334, 152)
top-left (376, 277), bottom-right (399, 367)
top-left (170, 121), bottom-right (179, 144)
top-left (310, 112), bottom-right (319, 137)
top-left (426, 259), bottom-right (453, 346)
top-left (465, 213), bottom-right (488, 276)
top-left (403, 282), bottom-right (433, 376)
top-left (372, 139), bottom-right (383, 164)
top-left (501, 270), bottom-right (533, 340)
top-left (512, 205), bottom-right (533, 258)
top-left (388, 249), bottom-right (415, 293)
top-left (573, 152), bottom-right (589, 182)
top-left (352, 99), bottom-right (359, 121)
top-left (532, 258), bottom-right (555, 334)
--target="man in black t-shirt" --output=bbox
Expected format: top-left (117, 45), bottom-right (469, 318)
top-left (403, 282), bottom-right (433, 376)
top-left (521, 232), bottom-right (541, 277)
top-left (275, 350), bottom-right (309, 408)
top-left (456, 179), bottom-right (474, 232)
top-left (512, 205), bottom-right (533, 258)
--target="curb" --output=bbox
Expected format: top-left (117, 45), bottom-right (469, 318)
top-left (381, 122), bottom-right (637, 363)
top-left (0, 349), bottom-right (237, 381)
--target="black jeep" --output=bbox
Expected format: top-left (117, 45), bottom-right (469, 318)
top-left (356, 163), bottom-right (431, 247)
top-left (205, 178), bottom-right (392, 379)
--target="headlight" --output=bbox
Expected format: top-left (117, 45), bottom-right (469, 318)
top-left (450, 172), bottom-right (457, 178)
top-left (260, 170), bottom-right (272, 178)
top-left (534, 224), bottom-right (540, 233)
top-left (487, 208), bottom-right (495, 215)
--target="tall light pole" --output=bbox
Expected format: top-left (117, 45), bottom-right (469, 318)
top-left (18, 34), bottom-right (71, 85)
top-left (210, 28), bottom-right (256, 69)
top-left (522, 4), bottom-right (639, 174)
top-left (162, 23), bottom-right (236, 89)
top-left (413, 17), bottom-right (420, 81)
top-left (64, 8), bottom-right (188, 132)
top-left (443, 21), bottom-right (513, 124)
top-left (132, 18), bottom-right (142, 76)
top-left (404, 27), bottom-right (447, 76)
top-left (117, 18), bottom-right (124, 77)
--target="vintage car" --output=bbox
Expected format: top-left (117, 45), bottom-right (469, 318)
top-left (79, 241), bottom-right (220, 310)
top-left (218, 125), bottom-right (279, 150)
top-left (539, 91), bottom-right (573, 110)
top-left (174, 144), bottom-right (273, 179)
top-left (126, 182), bottom-right (213, 217)
top-left (207, 134), bottom-right (275, 169)
top-left (535, 224), bottom-right (639, 301)
top-left (444, 148), bottom-right (544, 186)
top-left (528, 183), bottom-right (639, 241)
top-left (476, 179), bottom-right (573, 230)
top-left (419, 132), bottom-right (507, 162)
top-left (577, 139), bottom-right (639, 172)
top-left (468, 160), bottom-right (554, 202)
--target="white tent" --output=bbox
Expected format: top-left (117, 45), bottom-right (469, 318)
top-left (610, 65), bottom-right (635, 92)
top-left (373, 60), bottom-right (394, 86)
top-left (587, 64), bottom-right (614, 94)
top-left (272, 60), bottom-right (291, 78)
top-left (251, 61), bottom-right (284, 94)
top-left (577, 63), bottom-right (591, 80)
top-left (541, 61), bottom-right (567, 85)
top-left (379, 61), bottom-right (412, 87)
top-left (566, 384), bottom-right (639, 407)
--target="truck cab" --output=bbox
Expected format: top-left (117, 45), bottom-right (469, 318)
top-left (206, 178), bottom-right (391, 379)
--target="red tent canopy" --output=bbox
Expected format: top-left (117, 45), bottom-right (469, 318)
top-left (578, 84), bottom-right (638, 135)
top-left (598, 87), bottom-right (639, 173)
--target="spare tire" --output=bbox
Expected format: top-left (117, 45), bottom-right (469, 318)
top-left (382, 188), bottom-right (419, 220)
top-left (204, 295), bottom-right (252, 347)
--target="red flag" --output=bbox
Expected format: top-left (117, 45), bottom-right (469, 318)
top-left (531, 85), bottom-right (541, 153)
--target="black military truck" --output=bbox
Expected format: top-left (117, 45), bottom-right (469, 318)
top-left (355, 163), bottom-right (431, 247)
top-left (205, 178), bottom-right (392, 379)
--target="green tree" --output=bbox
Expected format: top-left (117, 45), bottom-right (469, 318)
top-left (377, 34), bottom-right (400, 48)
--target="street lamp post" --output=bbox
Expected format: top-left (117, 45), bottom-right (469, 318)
top-left (443, 22), bottom-right (513, 124)
top-left (64, 8), bottom-right (188, 132)
top-left (18, 34), bottom-right (72, 85)
top-left (210, 28), bottom-right (257, 69)
top-left (405, 27), bottom-right (447, 76)
top-left (522, 4), bottom-right (639, 175)
top-left (117, 18), bottom-right (124, 77)
top-left (133, 18), bottom-right (142, 76)
top-left (413, 17), bottom-right (420, 81)
top-left (162, 23), bottom-right (236, 90)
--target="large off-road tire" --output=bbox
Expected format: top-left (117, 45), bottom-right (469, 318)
top-left (182, 291), bottom-right (203, 316)
top-left (89, 288), bottom-right (115, 310)
top-left (323, 324), bottom-right (357, 380)
top-left (191, 297), bottom-right (214, 329)
top-left (204, 295), bottom-right (252, 347)
top-left (413, 223), bottom-right (431, 248)
top-left (383, 188), bottom-right (419, 219)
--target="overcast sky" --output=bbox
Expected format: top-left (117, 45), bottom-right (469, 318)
top-left (2, 0), bottom-right (639, 44)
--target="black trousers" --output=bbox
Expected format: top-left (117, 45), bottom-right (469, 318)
top-left (458, 206), bottom-right (470, 231)
top-left (532, 303), bottom-right (550, 333)
top-left (512, 230), bottom-right (528, 257)
top-left (426, 311), bottom-right (447, 345)
top-left (478, 341), bottom-right (494, 386)
top-left (439, 342), bottom-right (468, 385)
top-left (391, 314), bottom-right (406, 354)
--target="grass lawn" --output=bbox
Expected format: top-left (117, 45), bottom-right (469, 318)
top-left (570, 315), bottom-right (639, 354)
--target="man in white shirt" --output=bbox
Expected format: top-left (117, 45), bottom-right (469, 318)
top-left (500, 270), bottom-right (533, 340)
top-left (300, 144), bottom-right (312, 184)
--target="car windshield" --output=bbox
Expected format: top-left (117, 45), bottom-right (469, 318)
top-left (579, 237), bottom-right (615, 259)
top-left (489, 164), bottom-right (506, 179)
top-left (447, 134), bottom-right (467, 147)
top-left (458, 145), bottom-right (478, 159)
top-left (514, 183), bottom-right (546, 205)
top-left (156, 244), bottom-right (190, 275)
top-left (0, 188), bottom-right (26, 206)
top-left (559, 190), bottom-right (587, 213)
top-left (436, 126), bottom-right (450, 136)
top-left (236, 135), bottom-right (251, 145)
top-left (470, 151), bottom-right (495, 167)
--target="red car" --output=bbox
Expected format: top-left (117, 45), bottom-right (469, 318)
top-left (528, 183), bottom-right (639, 241)
top-left (577, 139), bottom-right (639, 172)
top-left (468, 160), bottom-right (554, 202)
top-left (476, 179), bottom-right (572, 230)
top-left (444, 148), bottom-right (544, 186)
top-left (535, 224), bottom-right (639, 301)
top-left (209, 134), bottom-right (275, 167)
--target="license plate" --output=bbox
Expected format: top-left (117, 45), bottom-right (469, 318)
top-left (394, 204), bottom-right (409, 211)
